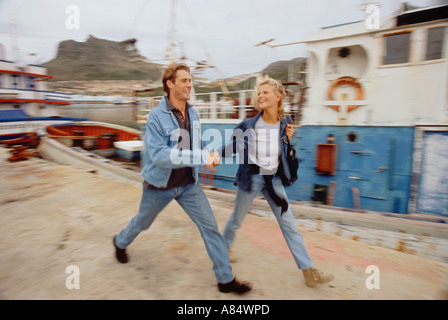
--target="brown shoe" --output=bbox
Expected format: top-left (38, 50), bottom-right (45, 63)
top-left (218, 278), bottom-right (252, 294)
top-left (113, 236), bottom-right (128, 263)
top-left (302, 268), bottom-right (334, 287)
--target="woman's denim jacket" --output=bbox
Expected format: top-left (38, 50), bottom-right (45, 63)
top-left (218, 112), bottom-right (295, 192)
top-left (141, 96), bottom-right (207, 188)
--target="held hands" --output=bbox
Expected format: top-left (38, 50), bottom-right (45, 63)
top-left (205, 152), bottom-right (221, 172)
top-left (286, 124), bottom-right (295, 142)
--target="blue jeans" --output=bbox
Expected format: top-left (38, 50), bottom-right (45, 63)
top-left (223, 174), bottom-right (313, 270)
top-left (115, 182), bottom-right (234, 284)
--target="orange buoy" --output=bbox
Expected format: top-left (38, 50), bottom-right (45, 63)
top-left (327, 76), bottom-right (364, 112)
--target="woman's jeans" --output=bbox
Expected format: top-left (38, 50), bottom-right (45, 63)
top-left (223, 174), bottom-right (313, 270)
top-left (115, 182), bottom-right (234, 284)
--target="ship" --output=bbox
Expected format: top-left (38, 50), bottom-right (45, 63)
top-left (166, 4), bottom-right (448, 217)
top-left (0, 58), bottom-right (86, 145)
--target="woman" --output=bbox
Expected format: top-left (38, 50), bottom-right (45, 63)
top-left (218, 76), bottom-right (334, 287)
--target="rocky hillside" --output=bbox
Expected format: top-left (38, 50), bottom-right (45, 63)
top-left (262, 57), bottom-right (307, 81)
top-left (43, 35), bottom-right (162, 81)
top-left (44, 35), bottom-right (307, 96)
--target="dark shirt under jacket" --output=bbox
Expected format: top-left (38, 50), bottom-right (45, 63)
top-left (145, 98), bottom-right (195, 190)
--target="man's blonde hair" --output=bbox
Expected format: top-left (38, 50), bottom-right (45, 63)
top-left (252, 75), bottom-right (286, 120)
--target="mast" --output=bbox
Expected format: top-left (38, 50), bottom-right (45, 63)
top-left (151, 0), bottom-right (229, 100)
top-left (168, 0), bottom-right (177, 63)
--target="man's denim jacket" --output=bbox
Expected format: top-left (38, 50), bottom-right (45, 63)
top-left (141, 96), bottom-right (207, 188)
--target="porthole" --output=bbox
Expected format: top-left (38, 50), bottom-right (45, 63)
top-left (347, 131), bottom-right (357, 142)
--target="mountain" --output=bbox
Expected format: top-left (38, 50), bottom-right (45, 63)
top-left (261, 57), bottom-right (307, 81)
top-left (221, 57), bottom-right (307, 92)
top-left (43, 35), bottom-right (162, 81)
top-left (43, 35), bottom-right (307, 96)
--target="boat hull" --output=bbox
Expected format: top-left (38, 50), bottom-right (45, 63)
top-left (114, 140), bottom-right (144, 161)
top-left (37, 121), bottom-right (143, 183)
top-left (0, 118), bottom-right (87, 145)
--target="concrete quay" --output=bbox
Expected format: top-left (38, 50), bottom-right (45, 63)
top-left (0, 147), bottom-right (447, 300)
top-left (204, 188), bottom-right (448, 264)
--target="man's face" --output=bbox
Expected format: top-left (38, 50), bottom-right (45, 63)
top-left (168, 69), bottom-right (192, 102)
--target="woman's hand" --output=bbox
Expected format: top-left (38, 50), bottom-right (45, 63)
top-left (286, 124), bottom-right (294, 142)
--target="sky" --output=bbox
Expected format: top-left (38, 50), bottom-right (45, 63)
top-left (0, 0), bottom-right (441, 79)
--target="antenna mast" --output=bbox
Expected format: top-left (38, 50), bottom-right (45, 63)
top-left (168, 0), bottom-right (177, 62)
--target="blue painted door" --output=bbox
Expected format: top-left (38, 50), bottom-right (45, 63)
top-left (417, 131), bottom-right (448, 216)
top-left (338, 135), bottom-right (392, 211)
top-left (359, 135), bottom-right (392, 200)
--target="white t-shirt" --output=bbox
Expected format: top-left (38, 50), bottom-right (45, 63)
top-left (248, 117), bottom-right (281, 175)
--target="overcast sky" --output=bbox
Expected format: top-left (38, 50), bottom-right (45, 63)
top-left (0, 0), bottom-right (440, 78)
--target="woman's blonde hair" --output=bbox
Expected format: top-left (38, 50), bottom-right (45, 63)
top-left (252, 75), bottom-right (286, 120)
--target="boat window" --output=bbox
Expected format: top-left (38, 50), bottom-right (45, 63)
top-left (26, 76), bottom-right (34, 90)
top-left (347, 131), bottom-right (357, 142)
top-left (338, 47), bottom-right (351, 58)
top-left (383, 32), bottom-right (411, 65)
top-left (12, 74), bottom-right (19, 89)
top-left (425, 27), bottom-right (445, 61)
top-left (0, 74), bottom-right (9, 89)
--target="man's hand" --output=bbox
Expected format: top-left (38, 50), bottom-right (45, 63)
top-left (205, 152), bottom-right (221, 171)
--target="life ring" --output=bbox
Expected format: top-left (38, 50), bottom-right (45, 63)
top-left (326, 76), bottom-right (364, 112)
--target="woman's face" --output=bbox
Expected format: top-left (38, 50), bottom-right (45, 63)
top-left (257, 84), bottom-right (281, 111)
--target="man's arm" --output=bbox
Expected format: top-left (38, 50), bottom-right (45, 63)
top-left (145, 117), bottom-right (211, 169)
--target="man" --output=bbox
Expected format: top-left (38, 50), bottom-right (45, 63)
top-left (113, 63), bottom-right (251, 294)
